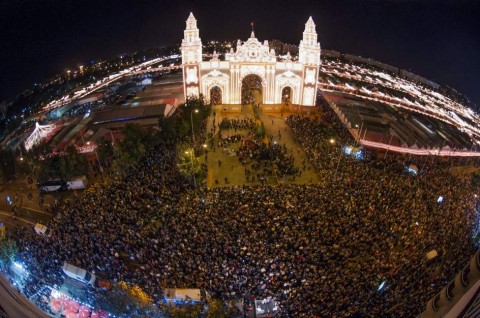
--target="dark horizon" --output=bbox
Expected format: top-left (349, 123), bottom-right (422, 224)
top-left (1, 0), bottom-right (479, 105)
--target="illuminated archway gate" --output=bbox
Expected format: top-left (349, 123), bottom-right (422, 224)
top-left (181, 13), bottom-right (321, 107)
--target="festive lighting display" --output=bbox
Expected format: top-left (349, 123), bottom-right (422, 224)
top-left (24, 122), bottom-right (56, 151)
top-left (181, 13), bottom-right (320, 106)
top-left (319, 60), bottom-right (480, 142)
top-left (42, 55), bottom-right (182, 112)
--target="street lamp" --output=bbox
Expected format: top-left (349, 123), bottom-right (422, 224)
top-left (191, 109), bottom-right (199, 144)
top-left (185, 150), bottom-right (197, 191)
top-left (329, 138), bottom-right (335, 144)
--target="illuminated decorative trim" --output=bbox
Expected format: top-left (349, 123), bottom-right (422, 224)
top-left (24, 122), bottom-right (56, 151)
top-left (302, 87), bottom-right (315, 106)
top-left (360, 139), bottom-right (480, 157)
top-left (304, 69), bottom-right (316, 85)
top-left (181, 13), bottom-right (321, 107)
top-left (186, 86), bottom-right (199, 97)
top-left (186, 67), bottom-right (199, 84)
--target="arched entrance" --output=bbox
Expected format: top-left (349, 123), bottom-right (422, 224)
top-left (281, 86), bottom-right (292, 105)
top-left (210, 86), bottom-right (222, 105)
top-left (241, 74), bottom-right (263, 106)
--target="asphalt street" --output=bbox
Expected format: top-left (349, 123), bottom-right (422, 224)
top-left (0, 275), bottom-right (50, 318)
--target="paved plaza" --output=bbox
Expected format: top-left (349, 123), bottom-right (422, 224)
top-left (203, 104), bottom-right (320, 188)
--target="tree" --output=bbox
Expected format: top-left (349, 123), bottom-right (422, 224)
top-left (160, 303), bottom-right (203, 318)
top-left (64, 145), bottom-right (88, 177)
top-left (15, 155), bottom-right (33, 177)
top-left (113, 123), bottom-right (149, 174)
top-left (0, 149), bottom-right (16, 181)
top-left (34, 144), bottom-right (88, 182)
top-left (0, 225), bottom-right (18, 264)
top-left (97, 137), bottom-right (115, 164)
top-left (159, 95), bottom-right (211, 140)
top-left (177, 145), bottom-right (200, 178)
top-left (118, 281), bottom-right (153, 307)
top-left (1, 239), bottom-right (18, 263)
top-left (207, 299), bottom-right (229, 318)
top-left (0, 226), bottom-right (5, 241)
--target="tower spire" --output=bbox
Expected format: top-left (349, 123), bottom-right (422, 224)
top-left (181, 12), bottom-right (202, 99)
top-left (186, 12), bottom-right (197, 30)
top-left (250, 22), bottom-right (255, 38)
top-left (305, 16), bottom-right (315, 33)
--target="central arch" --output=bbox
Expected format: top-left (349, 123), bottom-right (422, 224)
top-left (281, 86), bottom-right (293, 105)
top-left (210, 86), bottom-right (222, 105)
top-left (241, 74), bottom-right (263, 106)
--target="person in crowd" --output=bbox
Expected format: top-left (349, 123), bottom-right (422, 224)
top-left (14, 102), bottom-right (480, 318)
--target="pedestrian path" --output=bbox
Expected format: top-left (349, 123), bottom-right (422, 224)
top-left (0, 210), bottom-right (35, 226)
top-left (259, 112), bottom-right (320, 184)
top-left (204, 104), bottom-right (320, 187)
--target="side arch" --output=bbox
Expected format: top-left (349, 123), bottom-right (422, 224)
top-left (281, 86), bottom-right (294, 105)
top-left (209, 86), bottom-right (222, 105)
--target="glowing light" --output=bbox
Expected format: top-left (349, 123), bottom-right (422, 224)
top-left (24, 122), bottom-right (56, 151)
top-left (359, 139), bottom-right (480, 157)
top-left (43, 55), bottom-right (182, 111)
top-left (319, 59), bottom-right (480, 143)
top-left (343, 146), bottom-right (364, 159)
top-left (378, 280), bottom-right (386, 291)
top-left (13, 262), bottom-right (24, 270)
top-left (406, 165), bottom-right (418, 175)
top-left (437, 196), bottom-right (444, 203)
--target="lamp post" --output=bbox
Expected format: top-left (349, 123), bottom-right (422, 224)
top-left (88, 141), bottom-right (103, 174)
top-left (185, 150), bottom-right (197, 191)
top-left (189, 108), bottom-right (199, 191)
top-left (191, 109), bottom-right (199, 144)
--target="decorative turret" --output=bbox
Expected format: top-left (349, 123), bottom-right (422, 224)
top-left (181, 12), bottom-right (203, 99)
top-left (298, 16), bottom-right (321, 106)
top-left (212, 50), bottom-right (219, 61)
top-left (181, 12), bottom-right (202, 65)
top-left (298, 16), bottom-right (321, 66)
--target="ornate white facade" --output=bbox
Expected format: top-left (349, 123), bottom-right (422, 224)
top-left (181, 13), bottom-right (321, 106)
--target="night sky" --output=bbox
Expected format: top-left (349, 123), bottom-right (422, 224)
top-left (1, 0), bottom-right (479, 105)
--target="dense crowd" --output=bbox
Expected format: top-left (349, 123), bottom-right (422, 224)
top-left (210, 87), bottom-right (222, 105)
top-left (241, 76), bottom-right (262, 105)
top-left (286, 112), bottom-right (479, 316)
top-left (12, 103), bottom-right (480, 317)
top-left (219, 118), bottom-right (256, 132)
top-left (237, 141), bottom-right (299, 177)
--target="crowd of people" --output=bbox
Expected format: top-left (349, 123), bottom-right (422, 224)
top-left (210, 87), bottom-right (222, 105)
top-left (11, 101), bottom-right (480, 317)
top-left (237, 140), bottom-right (299, 177)
top-left (241, 76), bottom-right (262, 106)
top-left (219, 118), bottom-right (256, 132)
